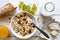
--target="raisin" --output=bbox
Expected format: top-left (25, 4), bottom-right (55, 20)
top-left (23, 18), bottom-right (26, 21)
top-left (23, 13), bottom-right (26, 16)
top-left (15, 16), bottom-right (20, 19)
top-left (18, 21), bottom-right (20, 24)
top-left (26, 21), bottom-right (28, 24)
top-left (20, 15), bottom-right (22, 17)
top-left (29, 30), bottom-right (32, 33)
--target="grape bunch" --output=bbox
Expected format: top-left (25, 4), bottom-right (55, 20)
top-left (18, 2), bottom-right (37, 15)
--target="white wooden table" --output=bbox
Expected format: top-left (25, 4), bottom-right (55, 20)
top-left (0, 0), bottom-right (60, 40)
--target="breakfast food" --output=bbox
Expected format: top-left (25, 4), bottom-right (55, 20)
top-left (48, 23), bottom-right (60, 36)
top-left (0, 3), bottom-right (17, 18)
top-left (48, 23), bottom-right (60, 30)
top-left (18, 2), bottom-right (37, 15)
top-left (12, 12), bottom-right (35, 36)
top-left (50, 30), bottom-right (58, 36)
top-left (0, 25), bottom-right (9, 38)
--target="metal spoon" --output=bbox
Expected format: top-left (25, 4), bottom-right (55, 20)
top-left (32, 23), bottom-right (49, 38)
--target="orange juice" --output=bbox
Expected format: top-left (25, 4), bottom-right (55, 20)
top-left (0, 25), bottom-right (9, 38)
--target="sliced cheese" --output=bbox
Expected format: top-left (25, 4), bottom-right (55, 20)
top-left (50, 30), bottom-right (58, 36)
top-left (48, 23), bottom-right (60, 30)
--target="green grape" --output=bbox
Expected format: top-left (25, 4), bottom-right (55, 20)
top-left (29, 10), bottom-right (34, 15)
top-left (18, 2), bottom-right (23, 8)
top-left (22, 5), bottom-right (30, 12)
top-left (32, 4), bottom-right (37, 11)
top-left (26, 5), bottom-right (30, 12)
top-left (22, 4), bottom-right (27, 11)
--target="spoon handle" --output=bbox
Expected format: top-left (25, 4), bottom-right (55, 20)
top-left (35, 26), bottom-right (49, 38)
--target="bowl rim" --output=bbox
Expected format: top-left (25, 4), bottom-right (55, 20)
top-left (10, 11), bottom-right (37, 39)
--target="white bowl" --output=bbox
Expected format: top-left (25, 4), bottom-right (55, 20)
top-left (10, 11), bottom-right (36, 39)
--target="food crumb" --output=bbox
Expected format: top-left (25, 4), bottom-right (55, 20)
top-left (9, 18), bottom-right (11, 20)
top-left (8, 17), bottom-right (11, 23)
